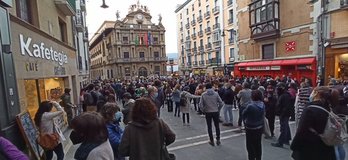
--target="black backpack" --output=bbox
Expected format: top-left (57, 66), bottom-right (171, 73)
top-left (179, 93), bottom-right (187, 106)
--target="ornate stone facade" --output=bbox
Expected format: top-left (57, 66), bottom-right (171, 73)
top-left (90, 2), bottom-right (167, 80)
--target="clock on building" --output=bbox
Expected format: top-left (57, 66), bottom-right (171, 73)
top-left (136, 14), bottom-right (143, 20)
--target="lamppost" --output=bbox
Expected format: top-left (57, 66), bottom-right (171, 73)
top-left (221, 29), bottom-right (236, 77)
top-left (101, 0), bottom-right (109, 8)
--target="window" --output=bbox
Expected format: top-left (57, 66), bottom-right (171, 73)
top-left (187, 18), bottom-right (190, 24)
top-left (193, 28), bottom-right (196, 34)
top-left (153, 37), bottom-right (158, 43)
top-left (215, 0), bottom-right (218, 6)
top-left (207, 37), bottom-right (211, 43)
top-left (199, 10), bottom-right (202, 16)
top-left (124, 52), bottom-right (130, 58)
top-left (229, 29), bottom-right (235, 43)
top-left (215, 16), bottom-right (219, 25)
top-left (198, 0), bottom-right (201, 6)
top-left (229, 48), bottom-right (235, 58)
top-left (154, 52), bottom-right (160, 58)
top-left (249, 0), bottom-right (280, 39)
top-left (139, 52), bottom-right (145, 58)
top-left (16, 0), bottom-right (32, 23)
top-left (58, 19), bottom-right (67, 43)
top-left (194, 41), bottom-right (197, 48)
top-left (229, 9), bottom-right (234, 24)
top-left (206, 5), bottom-right (210, 12)
top-left (154, 66), bottom-right (161, 75)
top-left (186, 8), bottom-right (189, 15)
top-left (208, 52), bottom-right (211, 59)
top-left (207, 21), bottom-right (210, 27)
top-left (192, 4), bottom-right (194, 11)
top-left (262, 44), bottom-right (274, 59)
top-left (199, 24), bottom-right (203, 31)
top-left (180, 13), bottom-right (182, 19)
top-left (200, 39), bottom-right (203, 46)
top-left (122, 37), bottom-right (128, 43)
top-left (192, 14), bottom-right (195, 20)
top-left (125, 67), bottom-right (131, 76)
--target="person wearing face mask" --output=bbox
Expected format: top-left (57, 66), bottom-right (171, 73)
top-left (291, 86), bottom-right (339, 160)
top-left (146, 86), bottom-right (162, 117)
top-left (100, 103), bottom-right (125, 160)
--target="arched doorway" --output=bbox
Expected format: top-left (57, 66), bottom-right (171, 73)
top-left (138, 67), bottom-right (148, 77)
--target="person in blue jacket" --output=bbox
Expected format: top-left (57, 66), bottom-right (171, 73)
top-left (100, 103), bottom-right (125, 160)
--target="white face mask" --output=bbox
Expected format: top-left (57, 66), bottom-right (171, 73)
top-left (309, 91), bottom-right (316, 102)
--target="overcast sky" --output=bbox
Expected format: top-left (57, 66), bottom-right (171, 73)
top-left (86, 0), bottom-right (186, 54)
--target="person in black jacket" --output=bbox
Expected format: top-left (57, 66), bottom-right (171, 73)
top-left (222, 83), bottom-right (235, 126)
top-left (271, 82), bottom-right (293, 147)
top-left (290, 86), bottom-right (338, 160)
top-left (263, 84), bottom-right (277, 137)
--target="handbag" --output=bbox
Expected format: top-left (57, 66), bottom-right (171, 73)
top-left (37, 122), bottom-right (60, 150)
top-left (159, 120), bottom-right (176, 160)
top-left (263, 117), bottom-right (271, 137)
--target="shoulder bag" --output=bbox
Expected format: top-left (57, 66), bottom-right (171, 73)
top-left (37, 121), bottom-right (60, 150)
top-left (159, 120), bottom-right (176, 160)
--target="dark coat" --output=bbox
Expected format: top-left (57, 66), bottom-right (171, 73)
top-left (223, 88), bottom-right (235, 105)
top-left (290, 101), bottom-right (336, 160)
top-left (276, 92), bottom-right (294, 118)
top-left (264, 92), bottom-right (277, 118)
top-left (118, 119), bottom-right (175, 160)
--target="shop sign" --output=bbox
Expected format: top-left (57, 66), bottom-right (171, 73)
top-left (54, 66), bottom-right (66, 75)
top-left (271, 66), bottom-right (281, 70)
top-left (25, 62), bottom-right (38, 72)
top-left (19, 34), bottom-right (68, 66)
top-left (194, 70), bottom-right (200, 75)
top-left (239, 67), bottom-right (246, 71)
top-left (246, 66), bottom-right (270, 71)
top-left (297, 65), bottom-right (312, 70)
top-left (200, 70), bottom-right (206, 74)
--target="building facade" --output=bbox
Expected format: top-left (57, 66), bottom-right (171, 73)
top-left (8, 0), bottom-right (81, 121)
top-left (321, 0), bottom-right (348, 83)
top-left (176, 0), bottom-right (233, 77)
top-left (90, 2), bottom-right (167, 80)
top-left (73, 0), bottom-right (90, 87)
top-left (233, 0), bottom-right (321, 82)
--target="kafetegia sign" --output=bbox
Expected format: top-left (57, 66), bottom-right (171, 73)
top-left (19, 34), bottom-right (68, 65)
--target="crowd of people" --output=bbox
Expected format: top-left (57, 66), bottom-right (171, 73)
top-left (4, 74), bottom-right (348, 160)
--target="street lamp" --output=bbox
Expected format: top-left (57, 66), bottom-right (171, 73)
top-left (101, 0), bottom-right (109, 8)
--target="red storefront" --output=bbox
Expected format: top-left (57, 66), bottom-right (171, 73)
top-left (234, 57), bottom-right (317, 83)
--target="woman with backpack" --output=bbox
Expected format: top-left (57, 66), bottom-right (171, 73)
top-left (291, 86), bottom-right (339, 160)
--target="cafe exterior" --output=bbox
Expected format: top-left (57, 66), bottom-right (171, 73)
top-left (234, 57), bottom-right (317, 82)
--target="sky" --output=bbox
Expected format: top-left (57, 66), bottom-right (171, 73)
top-left (86, 0), bottom-right (186, 54)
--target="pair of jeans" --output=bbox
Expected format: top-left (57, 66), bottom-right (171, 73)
top-left (167, 100), bottom-right (173, 112)
top-left (45, 143), bottom-right (64, 160)
top-left (223, 105), bottom-right (233, 124)
top-left (278, 116), bottom-right (291, 144)
top-left (193, 99), bottom-right (198, 111)
top-left (182, 113), bottom-right (190, 123)
top-left (266, 113), bottom-right (275, 136)
top-left (205, 112), bottom-right (220, 141)
top-left (238, 107), bottom-right (246, 126)
top-left (174, 102), bottom-right (180, 116)
top-left (335, 144), bottom-right (346, 160)
top-left (245, 128), bottom-right (263, 160)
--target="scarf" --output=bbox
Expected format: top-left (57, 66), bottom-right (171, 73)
top-left (74, 141), bottom-right (103, 160)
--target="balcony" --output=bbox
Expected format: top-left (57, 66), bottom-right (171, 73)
top-left (187, 62), bottom-right (192, 67)
top-left (191, 33), bottom-right (197, 39)
top-left (213, 23), bottom-right (220, 30)
top-left (228, 0), bottom-right (233, 6)
top-left (228, 18), bottom-right (233, 25)
top-left (199, 46), bottom-right (204, 53)
top-left (212, 6), bottom-right (220, 15)
top-left (210, 58), bottom-right (222, 66)
top-left (206, 59), bottom-right (211, 65)
top-left (199, 60), bottom-right (205, 65)
top-left (180, 39), bottom-right (184, 43)
top-left (197, 16), bottom-right (203, 23)
top-left (186, 47), bottom-right (191, 52)
top-left (122, 41), bottom-right (129, 44)
top-left (213, 41), bottom-right (221, 49)
top-left (228, 38), bottom-right (234, 44)
top-left (205, 43), bottom-right (212, 50)
top-left (186, 36), bottom-right (190, 40)
top-left (80, 0), bottom-right (86, 11)
top-left (75, 10), bottom-right (83, 32)
top-left (191, 20), bottom-right (196, 26)
top-left (249, 0), bottom-right (280, 41)
top-left (192, 47), bottom-right (198, 54)
top-left (198, 30), bottom-right (203, 37)
top-left (205, 27), bottom-right (211, 34)
top-left (342, 0), bottom-right (348, 8)
top-left (83, 29), bottom-right (88, 42)
top-left (55, 0), bottom-right (76, 16)
top-left (185, 23), bottom-right (190, 29)
top-left (204, 11), bottom-right (210, 19)
top-left (193, 61), bottom-right (198, 66)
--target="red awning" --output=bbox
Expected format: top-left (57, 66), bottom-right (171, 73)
top-left (236, 57), bottom-right (316, 67)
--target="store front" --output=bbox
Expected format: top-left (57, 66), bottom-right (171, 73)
top-left (325, 42), bottom-right (348, 83)
top-left (10, 16), bottom-right (79, 118)
top-left (234, 57), bottom-right (317, 83)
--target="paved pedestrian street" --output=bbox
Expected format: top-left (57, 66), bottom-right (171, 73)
top-left (64, 102), bottom-right (347, 160)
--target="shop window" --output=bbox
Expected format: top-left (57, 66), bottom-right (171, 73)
top-left (262, 43), bottom-right (274, 59)
top-left (59, 18), bottom-right (68, 43)
top-left (24, 78), bottom-right (65, 118)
